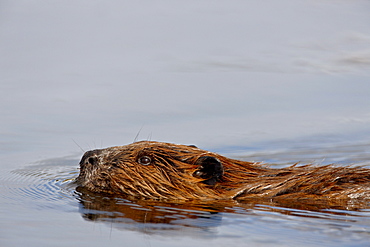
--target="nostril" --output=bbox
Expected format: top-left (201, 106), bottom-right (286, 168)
top-left (88, 157), bottom-right (95, 165)
top-left (84, 156), bottom-right (98, 166)
top-left (80, 149), bottom-right (103, 166)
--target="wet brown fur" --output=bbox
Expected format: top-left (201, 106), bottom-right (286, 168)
top-left (77, 141), bottom-right (370, 201)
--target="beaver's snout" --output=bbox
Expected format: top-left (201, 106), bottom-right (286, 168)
top-left (80, 149), bottom-right (104, 168)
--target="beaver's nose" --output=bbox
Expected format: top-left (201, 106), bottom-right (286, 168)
top-left (79, 149), bottom-right (103, 167)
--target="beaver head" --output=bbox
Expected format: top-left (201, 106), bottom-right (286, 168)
top-left (77, 141), bottom-right (257, 200)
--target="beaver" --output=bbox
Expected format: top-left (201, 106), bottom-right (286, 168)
top-left (76, 141), bottom-right (370, 201)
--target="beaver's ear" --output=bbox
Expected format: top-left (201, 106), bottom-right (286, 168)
top-left (193, 156), bottom-right (224, 185)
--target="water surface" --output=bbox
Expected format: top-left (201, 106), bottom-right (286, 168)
top-left (1, 1), bottom-right (370, 246)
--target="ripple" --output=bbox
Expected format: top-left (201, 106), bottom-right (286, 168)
top-left (1, 156), bottom-right (79, 208)
top-left (2, 154), bottom-right (370, 241)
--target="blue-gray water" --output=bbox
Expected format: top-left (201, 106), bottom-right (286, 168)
top-left (1, 1), bottom-right (370, 246)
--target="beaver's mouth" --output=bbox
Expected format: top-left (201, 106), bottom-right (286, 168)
top-left (77, 165), bottom-right (115, 194)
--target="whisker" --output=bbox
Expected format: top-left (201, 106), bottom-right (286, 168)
top-left (134, 125), bottom-right (144, 143)
top-left (147, 132), bottom-right (152, 141)
top-left (72, 139), bottom-right (85, 153)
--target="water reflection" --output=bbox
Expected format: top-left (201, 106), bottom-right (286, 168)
top-left (76, 186), bottom-right (225, 231)
top-left (76, 185), bottom-right (370, 234)
top-left (5, 154), bottom-right (370, 243)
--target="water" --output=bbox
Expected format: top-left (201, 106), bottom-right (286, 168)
top-left (1, 155), bottom-right (370, 246)
top-left (1, 0), bottom-right (370, 246)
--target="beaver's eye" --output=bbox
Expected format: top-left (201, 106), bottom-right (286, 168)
top-left (138, 156), bottom-right (152, 165)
